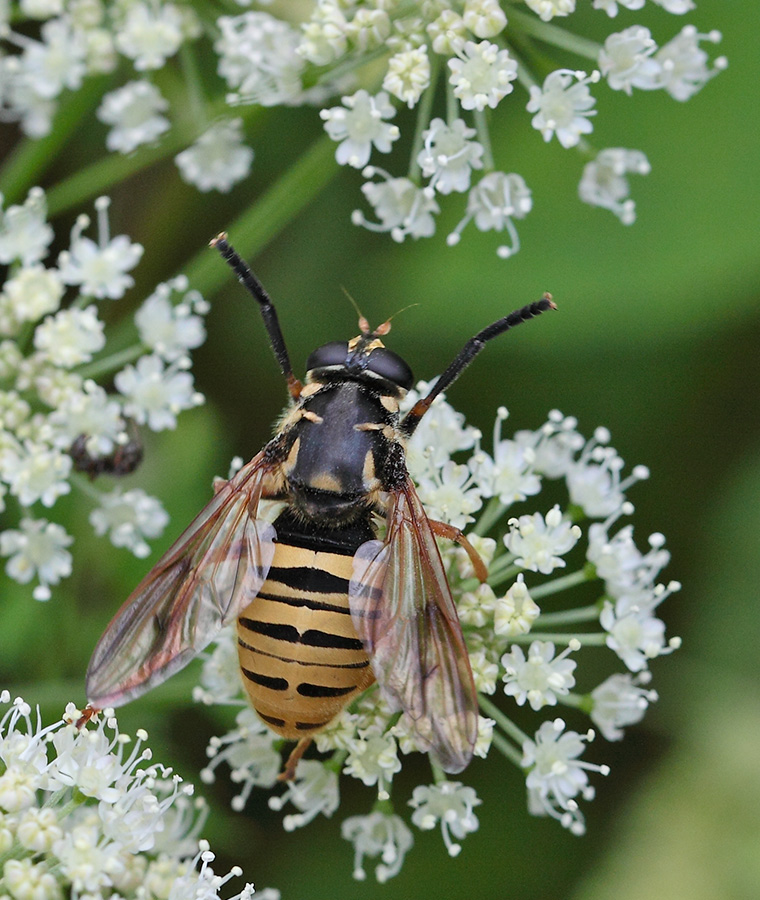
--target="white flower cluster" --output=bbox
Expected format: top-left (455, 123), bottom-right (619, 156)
top-left (0, 691), bottom-right (262, 900)
top-left (0, 190), bottom-right (207, 600)
top-left (0, 2), bottom-right (726, 245)
top-left (195, 393), bottom-right (678, 878)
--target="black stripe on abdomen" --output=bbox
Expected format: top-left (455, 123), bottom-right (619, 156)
top-left (238, 617), bottom-right (363, 650)
top-left (266, 565), bottom-right (349, 594)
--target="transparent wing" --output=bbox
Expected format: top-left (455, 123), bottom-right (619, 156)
top-left (86, 452), bottom-right (277, 709)
top-left (349, 478), bottom-right (478, 773)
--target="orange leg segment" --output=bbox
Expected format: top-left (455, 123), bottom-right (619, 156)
top-left (428, 519), bottom-right (489, 583)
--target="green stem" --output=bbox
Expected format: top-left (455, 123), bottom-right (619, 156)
top-left (507, 7), bottom-right (603, 61)
top-left (528, 565), bottom-right (594, 599)
top-left (479, 694), bottom-right (530, 747)
top-left (407, 54), bottom-right (441, 183)
top-left (491, 729), bottom-right (523, 767)
top-left (473, 497), bottom-right (507, 536)
top-left (473, 109), bottom-right (494, 171)
top-left (509, 631), bottom-right (608, 646)
top-left (182, 134), bottom-right (338, 296)
top-left (534, 601), bottom-right (603, 626)
top-left (75, 343), bottom-right (144, 380)
top-left (487, 563), bottom-right (521, 590)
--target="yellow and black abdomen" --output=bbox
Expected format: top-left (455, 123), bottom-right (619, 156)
top-left (237, 513), bottom-right (376, 739)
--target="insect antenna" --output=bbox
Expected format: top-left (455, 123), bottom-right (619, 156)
top-left (400, 294), bottom-right (556, 436)
top-left (211, 233), bottom-right (302, 399)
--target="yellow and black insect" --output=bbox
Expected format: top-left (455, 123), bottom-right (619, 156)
top-left (85, 234), bottom-right (555, 779)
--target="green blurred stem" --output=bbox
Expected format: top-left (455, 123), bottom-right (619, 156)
top-left (490, 729), bottom-right (523, 767)
top-left (534, 601), bottom-right (603, 626)
top-left (182, 134), bottom-right (338, 296)
top-left (407, 55), bottom-right (440, 182)
top-left (479, 694), bottom-right (528, 754)
top-left (528, 566), bottom-right (594, 600)
top-left (75, 343), bottom-right (144, 380)
top-left (474, 497), bottom-right (508, 536)
top-left (509, 631), bottom-right (607, 646)
top-left (473, 108), bottom-right (494, 171)
top-left (508, 8), bottom-right (602, 61)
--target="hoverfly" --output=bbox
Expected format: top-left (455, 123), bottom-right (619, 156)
top-left (85, 234), bottom-right (555, 779)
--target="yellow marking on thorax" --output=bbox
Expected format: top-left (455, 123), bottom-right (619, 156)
top-left (308, 471), bottom-right (344, 492)
top-left (380, 394), bottom-right (399, 413)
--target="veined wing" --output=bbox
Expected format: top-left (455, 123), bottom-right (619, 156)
top-left (349, 478), bottom-right (477, 773)
top-left (86, 452), bottom-right (277, 709)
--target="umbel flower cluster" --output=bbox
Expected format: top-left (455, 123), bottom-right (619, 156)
top-left (0, 1), bottom-right (725, 258)
top-left (0, 691), bottom-right (271, 900)
top-left (0, 189), bottom-right (208, 600)
top-left (194, 390), bottom-right (680, 881)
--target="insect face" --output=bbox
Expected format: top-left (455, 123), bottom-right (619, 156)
top-left (85, 233), bottom-right (555, 780)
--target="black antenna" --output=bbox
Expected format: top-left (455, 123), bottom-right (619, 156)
top-left (401, 294), bottom-right (556, 436)
top-left (211, 233), bottom-right (301, 399)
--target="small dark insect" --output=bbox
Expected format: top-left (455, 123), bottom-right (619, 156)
top-left (70, 420), bottom-right (143, 479)
top-left (84, 234), bottom-right (555, 780)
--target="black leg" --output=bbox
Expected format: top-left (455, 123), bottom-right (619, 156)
top-left (400, 294), bottom-right (556, 436)
top-left (211, 233), bottom-right (302, 399)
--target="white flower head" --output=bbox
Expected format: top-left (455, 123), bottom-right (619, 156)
top-left (0, 264), bottom-right (64, 326)
top-left (268, 760), bottom-right (339, 831)
top-left (448, 40), bottom-right (518, 111)
top-left (526, 0), bottom-right (576, 21)
top-left (341, 811), bottom-right (413, 882)
top-left (175, 118), bottom-right (254, 193)
top-left (321, 90), bottom-right (400, 169)
top-left (447, 171), bottom-right (532, 258)
top-left (403, 382), bottom-right (481, 473)
top-left (0, 439), bottom-right (72, 507)
top-left (57, 197), bottom-right (144, 300)
top-left (590, 672), bottom-right (657, 741)
top-left (655, 25), bottom-right (726, 102)
top-left (502, 639), bottom-right (579, 710)
top-left (354, 168), bottom-right (439, 243)
top-left (89, 488), bottom-right (169, 558)
top-left (115, 353), bottom-right (203, 431)
top-left (600, 584), bottom-right (681, 672)
top-left (505, 505), bottom-right (582, 574)
top-left (527, 68), bottom-right (600, 148)
top-left (33, 304), bottom-right (105, 367)
top-left (599, 26), bottom-right (661, 95)
top-left (409, 782), bottom-right (481, 857)
top-left (97, 79), bottom-right (170, 153)
top-left (471, 407), bottom-right (542, 504)
top-left (493, 574), bottom-right (541, 637)
top-left (413, 459), bottom-right (483, 529)
top-left (0, 188), bottom-right (54, 266)
top-left (463, 0), bottom-right (508, 38)
top-left (48, 380), bottom-right (125, 456)
top-left (383, 45), bottom-right (431, 108)
top-left (579, 147), bottom-right (650, 225)
top-left (0, 517), bottom-right (72, 600)
top-left (417, 117), bottom-right (484, 195)
top-left (135, 277), bottom-right (207, 361)
top-left (115, 1), bottom-right (184, 71)
top-left (12, 16), bottom-right (88, 99)
top-left (343, 731), bottom-right (401, 800)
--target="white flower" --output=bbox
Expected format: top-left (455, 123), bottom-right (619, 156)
top-left (413, 459), bottom-right (483, 529)
top-left (0, 264), bottom-right (64, 326)
top-left (505, 505), bottom-right (582, 574)
top-left (502, 639), bottom-right (579, 710)
top-left (463, 0), bottom-right (507, 38)
top-left (579, 147), bottom-right (651, 224)
top-left (0, 440), bottom-right (72, 507)
top-left (587, 518), bottom-right (670, 599)
top-left (97, 79), bottom-right (170, 153)
top-left (417, 118), bottom-right (484, 195)
top-left (590, 672), bottom-right (657, 741)
top-left (175, 118), bottom-right (254, 193)
top-left (48, 380), bottom-right (125, 457)
top-left (655, 25), bottom-right (726, 102)
top-left (57, 197), bottom-right (143, 300)
top-left (525, 0), bottom-right (576, 21)
top-left (600, 586), bottom-right (681, 672)
top-left (383, 45), bottom-right (430, 108)
top-left (599, 26), bottom-right (661, 94)
top-left (216, 12), bottom-right (305, 105)
top-left (115, 353), bottom-right (203, 431)
top-left (14, 17), bottom-right (88, 99)
top-left (592, 0), bottom-right (645, 15)
top-left (354, 169), bottom-right (439, 242)
top-left (469, 646), bottom-right (499, 694)
top-left (33, 304), bottom-right (105, 367)
top-left (298, 1), bottom-right (348, 66)
top-left (0, 517), bottom-right (72, 600)
top-left (341, 811), bottom-right (413, 882)
top-left (493, 575), bottom-right (541, 637)
top-left (135, 278), bottom-right (207, 361)
top-left (427, 10), bottom-right (467, 55)
top-left (321, 90), bottom-right (400, 169)
top-left (89, 488), bottom-right (169, 558)
top-left (0, 188), bottom-right (54, 266)
top-left (471, 407), bottom-right (542, 504)
top-left (448, 40), bottom-right (518, 111)
top-left (115, 1), bottom-right (184, 71)
top-left (527, 68), bottom-right (600, 148)
top-left (409, 782), bottom-right (480, 857)
top-left (523, 718), bottom-right (609, 835)
top-left (346, 7), bottom-right (392, 52)
top-left (566, 429), bottom-right (649, 517)
top-left (344, 732), bottom-right (401, 799)
top-left (403, 383), bottom-right (480, 473)
top-left (447, 171), bottom-right (532, 258)
top-left (268, 760), bottom-right (339, 831)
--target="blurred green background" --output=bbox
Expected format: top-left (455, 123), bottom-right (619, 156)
top-left (1, 0), bottom-right (759, 897)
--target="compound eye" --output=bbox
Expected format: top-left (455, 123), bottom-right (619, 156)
top-left (306, 341), bottom-right (348, 371)
top-left (367, 348), bottom-right (414, 390)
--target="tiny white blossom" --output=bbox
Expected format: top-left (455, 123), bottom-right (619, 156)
top-left (298, 1), bottom-right (348, 66)
top-left (409, 782), bottom-right (480, 857)
top-left (414, 459), bottom-right (483, 529)
top-left (346, 7), bottom-right (392, 52)
top-left (13, 17), bottom-right (88, 99)
top-left (493, 575), bottom-right (541, 637)
top-left (600, 586), bottom-right (680, 672)
top-left (471, 407), bottom-right (542, 504)
top-left (448, 40), bottom-right (518, 111)
top-left (526, 0), bottom-right (576, 21)
top-left (427, 10), bottom-right (467, 55)
top-left (502, 639), bottom-right (579, 710)
top-left (447, 171), bottom-right (532, 258)
top-left (463, 0), bottom-right (507, 38)
top-left (592, 0), bottom-right (644, 15)
top-left (115, 353), bottom-right (203, 431)
top-left (344, 732), bottom-right (401, 799)
top-left (89, 488), bottom-right (169, 558)
top-left (321, 90), bottom-right (400, 169)
top-left (0, 188), bottom-right (54, 266)
top-left (33, 304), bottom-right (105, 367)
top-left (403, 383), bottom-right (480, 472)
top-left (566, 430), bottom-right (649, 517)
top-left (590, 672), bottom-right (657, 740)
top-left (579, 147), bottom-right (651, 224)
top-left (417, 117), bottom-right (484, 195)
top-left (0, 264), bottom-right (64, 327)
top-left (354, 169), bottom-right (438, 242)
top-left (383, 45), bottom-right (430, 108)
top-left (268, 760), bottom-right (339, 831)
top-left (135, 278), bottom-right (207, 361)
top-left (599, 26), bottom-right (660, 94)
top-left (48, 380), bottom-right (125, 456)
top-left (115, 1), bottom-right (184, 71)
top-left (97, 79), bottom-right (170, 153)
top-left (527, 68), bottom-right (600, 148)
top-left (57, 197), bottom-right (144, 300)
top-left (655, 25), bottom-right (726, 102)
top-left (587, 519), bottom-right (669, 599)
top-left (175, 118), bottom-right (254, 193)
top-left (0, 517), bottom-right (72, 600)
top-left (0, 440), bottom-right (72, 507)
top-left (341, 811), bottom-right (413, 882)
top-left (505, 505), bottom-right (582, 574)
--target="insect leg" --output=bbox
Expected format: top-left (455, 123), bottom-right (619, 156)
top-left (428, 519), bottom-right (489, 583)
top-left (400, 294), bottom-right (556, 436)
top-left (211, 233), bottom-right (303, 400)
top-left (278, 737), bottom-right (313, 782)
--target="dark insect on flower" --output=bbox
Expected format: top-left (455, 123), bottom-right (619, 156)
top-left (70, 420), bottom-right (143, 479)
top-left (84, 234), bottom-right (555, 780)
